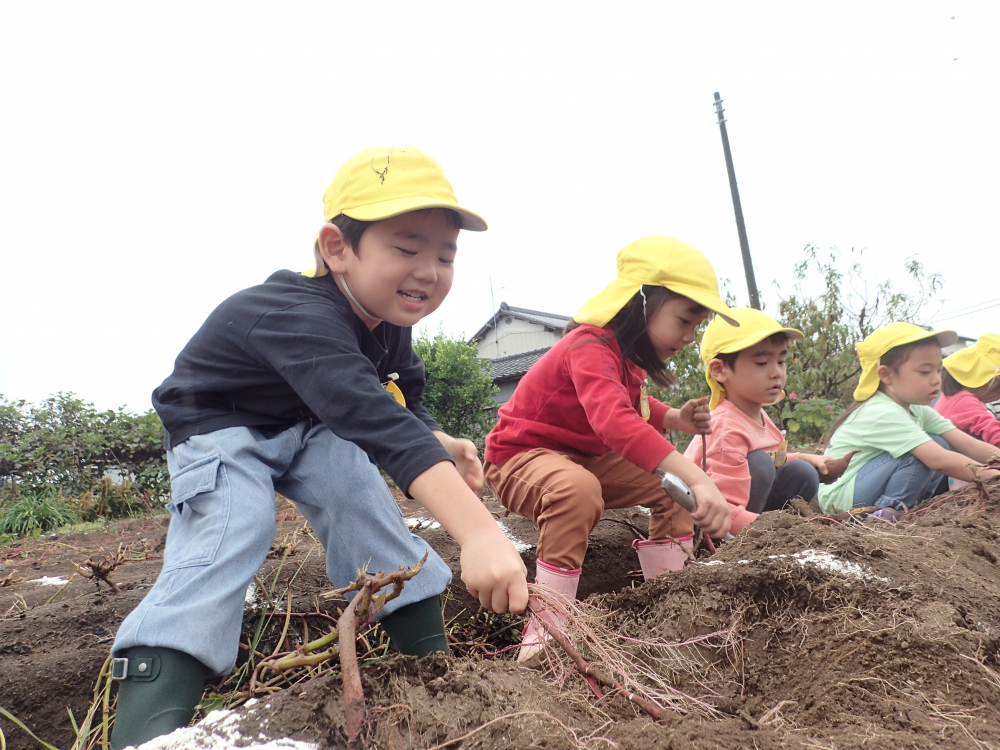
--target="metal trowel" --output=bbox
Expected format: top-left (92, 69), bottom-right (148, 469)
top-left (656, 469), bottom-right (735, 542)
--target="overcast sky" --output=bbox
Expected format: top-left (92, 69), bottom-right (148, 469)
top-left (1, 2), bottom-right (997, 413)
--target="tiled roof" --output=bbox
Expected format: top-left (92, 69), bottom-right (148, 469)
top-left (502, 305), bottom-right (572, 330)
top-left (469, 302), bottom-right (572, 343)
top-left (480, 347), bottom-right (551, 380)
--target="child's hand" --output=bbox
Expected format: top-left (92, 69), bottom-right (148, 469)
top-left (435, 432), bottom-right (485, 492)
top-left (669, 397), bottom-right (713, 435)
top-left (459, 529), bottom-right (529, 614)
top-left (689, 482), bottom-right (732, 539)
top-left (798, 453), bottom-right (835, 476)
top-left (408, 462), bottom-right (527, 613)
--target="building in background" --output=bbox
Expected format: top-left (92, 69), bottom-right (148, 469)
top-left (470, 302), bottom-right (571, 406)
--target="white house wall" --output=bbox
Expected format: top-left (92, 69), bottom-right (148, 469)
top-left (478, 330), bottom-right (561, 358)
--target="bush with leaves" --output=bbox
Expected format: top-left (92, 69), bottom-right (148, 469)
top-left (412, 329), bottom-right (500, 452)
top-left (0, 392), bottom-right (168, 511)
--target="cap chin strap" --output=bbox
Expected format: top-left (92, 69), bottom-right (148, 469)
top-left (639, 285), bottom-right (648, 321)
top-left (336, 274), bottom-right (382, 324)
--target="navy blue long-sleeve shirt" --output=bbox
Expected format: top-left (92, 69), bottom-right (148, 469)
top-left (153, 270), bottom-right (452, 493)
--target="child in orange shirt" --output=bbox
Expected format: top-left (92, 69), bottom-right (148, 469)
top-left (684, 308), bottom-right (833, 533)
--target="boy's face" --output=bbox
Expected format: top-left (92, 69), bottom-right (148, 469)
top-left (878, 343), bottom-right (943, 406)
top-left (712, 339), bottom-right (788, 411)
top-left (321, 210), bottom-right (459, 329)
top-left (646, 295), bottom-right (712, 360)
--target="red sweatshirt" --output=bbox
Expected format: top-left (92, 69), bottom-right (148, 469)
top-left (485, 325), bottom-right (675, 471)
top-left (934, 390), bottom-right (1000, 447)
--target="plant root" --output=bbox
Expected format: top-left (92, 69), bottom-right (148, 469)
top-left (535, 611), bottom-right (670, 725)
top-left (74, 544), bottom-right (134, 594)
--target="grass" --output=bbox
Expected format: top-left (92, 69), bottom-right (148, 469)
top-left (0, 488), bottom-right (81, 537)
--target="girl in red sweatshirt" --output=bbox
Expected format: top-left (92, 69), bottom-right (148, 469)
top-left (484, 236), bottom-right (735, 660)
top-left (935, 333), bottom-right (1000, 447)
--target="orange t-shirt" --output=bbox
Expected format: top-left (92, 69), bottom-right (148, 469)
top-left (683, 399), bottom-right (798, 533)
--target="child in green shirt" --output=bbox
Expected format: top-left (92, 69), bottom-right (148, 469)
top-left (820, 323), bottom-right (1000, 515)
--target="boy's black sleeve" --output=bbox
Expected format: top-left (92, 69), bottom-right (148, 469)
top-left (245, 303), bottom-right (452, 495)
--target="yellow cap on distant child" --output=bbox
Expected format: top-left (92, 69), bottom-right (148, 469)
top-left (853, 322), bottom-right (958, 401)
top-left (574, 236), bottom-right (738, 328)
top-left (943, 333), bottom-right (1000, 388)
top-left (701, 308), bottom-right (804, 409)
top-left (322, 146), bottom-right (487, 231)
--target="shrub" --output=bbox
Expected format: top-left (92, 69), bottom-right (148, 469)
top-left (413, 328), bottom-right (500, 452)
top-left (0, 393), bottom-right (168, 499)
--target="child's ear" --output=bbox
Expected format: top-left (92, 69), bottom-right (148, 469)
top-left (708, 358), bottom-right (729, 383)
top-left (317, 224), bottom-right (352, 274)
top-left (876, 364), bottom-right (894, 384)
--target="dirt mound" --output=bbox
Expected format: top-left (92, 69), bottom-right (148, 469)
top-left (3, 485), bottom-right (1000, 749)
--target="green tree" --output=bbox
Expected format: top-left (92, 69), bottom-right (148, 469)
top-left (412, 329), bottom-right (499, 452)
top-left (0, 393), bottom-right (168, 502)
top-left (770, 244), bottom-right (943, 442)
top-left (647, 246), bottom-right (944, 446)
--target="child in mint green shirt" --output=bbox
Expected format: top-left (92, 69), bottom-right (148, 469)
top-left (820, 323), bottom-right (1000, 515)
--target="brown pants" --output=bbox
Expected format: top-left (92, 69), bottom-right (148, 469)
top-left (485, 448), bottom-right (693, 570)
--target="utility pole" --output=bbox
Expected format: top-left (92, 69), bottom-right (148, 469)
top-left (713, 92), bottom-right (761, 310)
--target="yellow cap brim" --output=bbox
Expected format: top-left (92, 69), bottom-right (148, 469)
top-left (341, 197), bottom-right (487, 231)
top-left (574, 277), bottom-right (739, 328)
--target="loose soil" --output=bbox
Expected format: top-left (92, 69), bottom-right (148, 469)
top-left (3, 482), bottom-right (1000, 750)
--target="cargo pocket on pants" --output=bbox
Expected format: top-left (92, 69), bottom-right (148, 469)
top-left (162, 455), bottom-right (229, 572)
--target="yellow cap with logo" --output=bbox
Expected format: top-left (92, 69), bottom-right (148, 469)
top-left (322, 146), bottom-right (487, 231)
top-left (943, 333), bottom-right (1000, 389)
top-left (574, 236), bottom-right (737, 329)
top-left (853, 322), bottom-right (958, 401)
top-left (700, 307), bottom-right (804, 409)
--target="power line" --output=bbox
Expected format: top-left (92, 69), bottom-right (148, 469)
top-left (927, 295), bottom-right (1000, 323)
top-left (929, 299), bottom-right (1000, 324)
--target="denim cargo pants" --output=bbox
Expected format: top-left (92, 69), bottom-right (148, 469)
top-left (112, 421), bottom-right (453, 676)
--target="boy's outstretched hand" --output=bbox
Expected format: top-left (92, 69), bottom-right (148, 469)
top-left (409, 460), bottom-right (528, 614)
top-left (434, 431), bottom-right (485, 491)
top-left (460, 528), bottom-right (529, 614)
top-left (665, 397), bottom-right (713, 435)
top-left (797, 453), bottom-right (835, 476)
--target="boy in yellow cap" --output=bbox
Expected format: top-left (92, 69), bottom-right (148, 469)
top-left (934, 333), bottom-right (1000, 447)
top-left (820, 322), bottom-right (1000, 516)
top-left (684, 307), bottom-right (833, 534)
top-left (107, 146), bottom-right (528, 749)
top-left (485, 235), bottom-right (734, 661)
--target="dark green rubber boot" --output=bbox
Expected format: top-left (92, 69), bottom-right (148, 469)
top-left (109, 647), bottom-right (211, 750)
top-left (379, 595), bottom-right (450, 657)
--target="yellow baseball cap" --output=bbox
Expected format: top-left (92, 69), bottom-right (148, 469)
top-left (943, 333), bottom-right (1000, 388)
top-left (574, 236), bottom-right (738, 329)
top-left (853, 322), bottom-right (958, 401)
top-left (322, 146), bottom-right (487, 231)
top-left (701, 307), bottom-right (804, 409)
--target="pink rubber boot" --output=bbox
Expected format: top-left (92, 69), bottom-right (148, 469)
top-left (519, 560), bottom-right (581, 663)
top-left (632, 537), bottom-right (694, 580)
